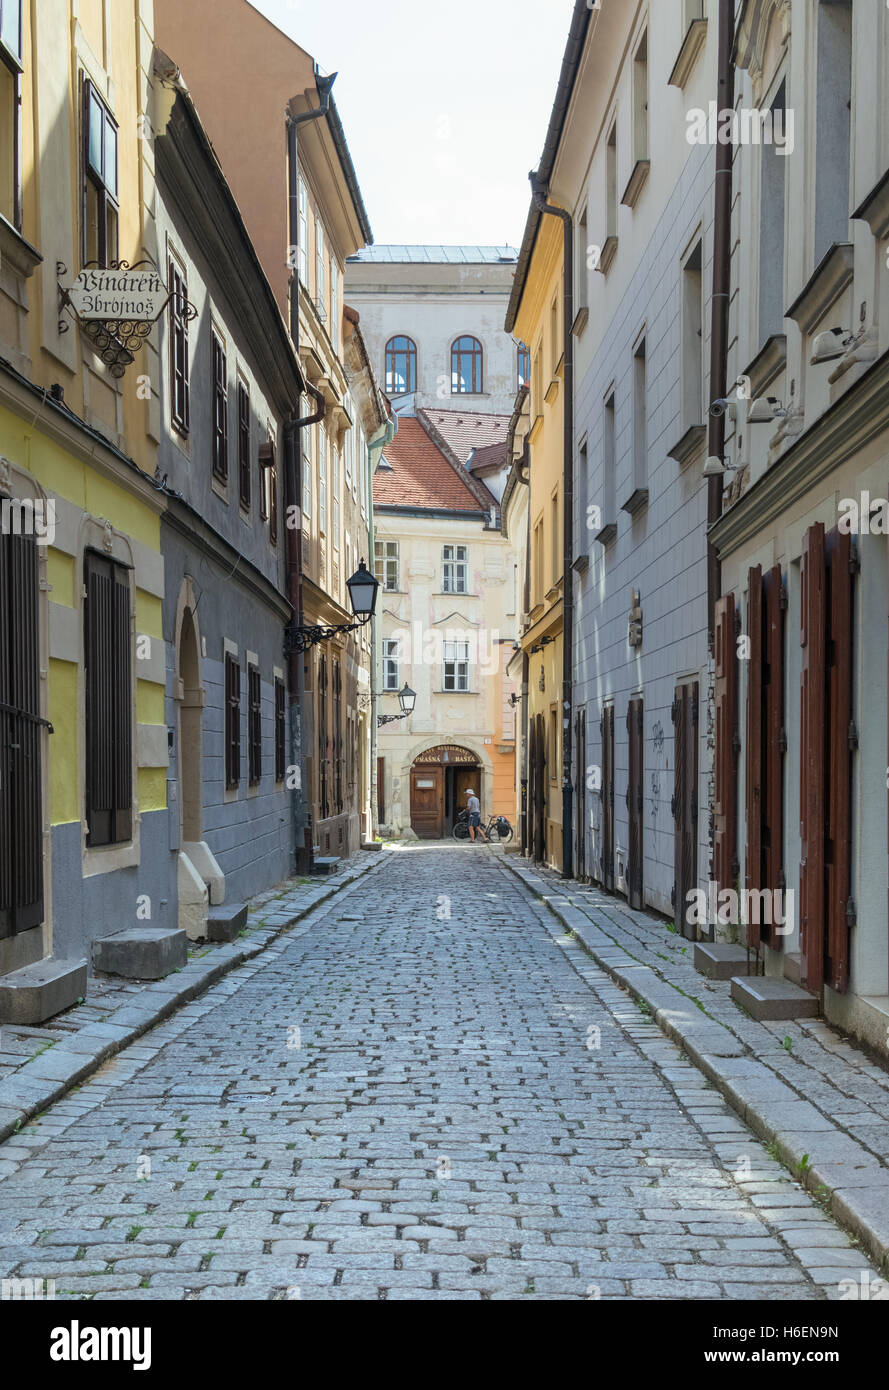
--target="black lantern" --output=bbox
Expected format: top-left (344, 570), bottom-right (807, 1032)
top-left (398, 683), bottom-right (416, 717)
top-left (346, 558), bottom-right (379, 620)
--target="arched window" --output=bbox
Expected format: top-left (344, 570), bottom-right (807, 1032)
top-left (451, 336), bottom-right (483, 394)
top-left (385, 336), bottom-right (417, 395)
top-left (517, 342), bottom-right (530, 389)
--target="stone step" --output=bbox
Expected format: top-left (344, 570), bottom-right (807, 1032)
top-left (784, 951), bottom-right (802, 985)
top-left (92, 927), bottom-right (187, 981)
top-left (361, 841), bottom-right (382, 852)
top-left (311, 856), bottom-right (341, 875)
top-left (206, 902), bottom-right (248, 943)
top-left (0, 958), bottom-right (88, 1025)
top-left (730, 974), bottom-right (820, 1021)
top-left (694, 941), bottom-right (751, 981)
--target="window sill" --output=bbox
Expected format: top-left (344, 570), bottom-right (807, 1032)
top-left (545, 378), bottom-right (560, 406)
top-left (571, 306), bottom-right (589, 337)
top-left (621, 160), bottom-right (650, 210)
top-left (668, 19), bottom-right (708, 88)
top-left (434, 592), bottom-right (476, 598)
top-left (435, 690), bottom-right (475, 696)
top-left (595, 236), bottom-right (618, 276)
top-left (742, 333), bottom-right (788, 400)
top-left (667, 423), bottom-right (707, 466)
top-left (0, 214), bottom-right (42, 278)
top-left (594, 521), bottom-right (618, 547)
top-left (786, 241), bottom-right (854, 338)
top-left (621, 487), bottom-right (649, 516)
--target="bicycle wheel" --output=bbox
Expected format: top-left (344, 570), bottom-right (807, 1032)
top-left (453, 820), bottom-right (470, 841)
top-left (486, 820), bottom-right (514, 844)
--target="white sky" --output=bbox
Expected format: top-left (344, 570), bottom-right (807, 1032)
top-left (251, 0), bottom-right (577, 247)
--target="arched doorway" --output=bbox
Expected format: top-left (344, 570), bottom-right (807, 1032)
top-left (410, 744), bottom-right (480, 838)
top-left (178, 605), bottom-right (202, 843)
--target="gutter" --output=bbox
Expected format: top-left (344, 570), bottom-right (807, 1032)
top-left (368, 408), bottom-right (398, 837)
top-left (530, 174), bottom-right (575, 882)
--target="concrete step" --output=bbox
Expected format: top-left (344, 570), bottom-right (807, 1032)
top-left (0, 957), bottom-right (88, 1025)
top-left (92, 927), bottom-right (187, 981)
top-left (730, 974), bottom-right (820, 1021)
top-left (784, 951), bottom-right (802, 985)
top-left (361, 841), bottom-right (382, 852)
top-left (206, 902), bottom-right (247, 943)
top-left (694, 941), bottom-right (751, 981)
top-left (311, 856), bottom-right (341, 875)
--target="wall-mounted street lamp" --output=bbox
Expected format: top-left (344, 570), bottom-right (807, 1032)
top-left (291, 559), bottom-right (379, 653)
top-left (378, 683), bottom-right (416, 726)
top-left (529, 635), bottom-right (554, 655)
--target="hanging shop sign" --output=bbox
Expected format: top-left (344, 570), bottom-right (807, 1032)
top-left (57, 259), bottom-right (196, 379)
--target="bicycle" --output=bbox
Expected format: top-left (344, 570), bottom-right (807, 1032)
top-left (453, 810), bottom-right (514, 844)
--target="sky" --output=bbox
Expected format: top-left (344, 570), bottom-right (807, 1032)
top-left (252, 0), bottom-right (577, 248)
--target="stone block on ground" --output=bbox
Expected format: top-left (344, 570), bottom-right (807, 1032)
top-left (92, 928), bottom-right (187, 981)
top-left (694, 942), bottom-right (750, 981)
top-left (730, 975), bottom-right (820, 1021)
top-left (0, 957), bottom-right (88, 1025)
top-left (206, 903), bottom-right (248, 942)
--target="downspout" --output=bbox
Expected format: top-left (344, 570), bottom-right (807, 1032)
top-left (707, 0), bottom-right (735, 648)
top-left (530, 172), bottom-right (574, 880)
top-left (367, 408), bottom-right (397, 837)
top-left (285, 70), bottom-right (335, 870)
top-left (506, 391), bottom-right (531, 856)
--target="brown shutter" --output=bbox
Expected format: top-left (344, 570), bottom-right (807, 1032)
top-left (170, 261), bottom-right (189, 435)
top-left (0, 526), bottom-right (44, 935)
top-left (225, 652), bottom-right (240, 789)
top-left (626, 696), bottom-right (643, 909)
top-left (238, 384), bottom-right (251, 510)
top-left (248, 664), bottom-right (261, 785)
top-left (601, 704), bottom-right (614, 891)
top-left (826, 528), bottom-right (853, 993)
top-left (269, 464), bottom-right (278, 545)
top-left (274, 677), bottom-right (286, 782)
top-left (85, 552), bottom-right (131, 847)
top-left (800, 523), bottom-right (826, 994)
top-left (763, 565), bottom-right (785, 950)
top-left (714, 593), bottom-right (737, 897)
top-left (745, 567), bottom-right (763, 948)
top-left (212, 335), bottom-right (228, 482)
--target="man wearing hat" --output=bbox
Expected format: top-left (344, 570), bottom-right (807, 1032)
top-left (465, 787), bottom-right (482, 842)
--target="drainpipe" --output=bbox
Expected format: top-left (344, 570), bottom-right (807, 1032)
top-left (367, 406), bottom-right (397, 837)
top-left (506, 392), bottom-right (531, 856)
top-left (530, 172), bottom-right (574, 881)
top-left (706, 0), bottom-right (735, 648)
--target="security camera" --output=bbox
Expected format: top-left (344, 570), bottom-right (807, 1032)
top-left (811, 327), bottom-right (852, 365)
top-left (748, 395), bottom-right (786, 423)
top-left (703, 455), bottom-right (725, 478)
top-left (708, 398), bottom-right (738, 420)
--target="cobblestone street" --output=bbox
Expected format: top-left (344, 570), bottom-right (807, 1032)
top-left (0, 846), bottom-right (878, 1301)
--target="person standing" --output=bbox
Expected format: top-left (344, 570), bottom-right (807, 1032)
top-left (465, 788), bottom-right (482, 843)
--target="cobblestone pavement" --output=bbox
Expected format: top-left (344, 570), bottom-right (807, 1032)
top-left (0, 844), bottom-right (879, 1301)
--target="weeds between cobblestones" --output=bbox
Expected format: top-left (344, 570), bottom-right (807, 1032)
top-left (0, 844), bottom-right (882, 1300)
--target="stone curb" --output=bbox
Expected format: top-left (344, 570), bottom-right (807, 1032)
top-left (0, 850), bottom-right (387, 1149)
top-left (499, 855), bottom-right (889, 1277)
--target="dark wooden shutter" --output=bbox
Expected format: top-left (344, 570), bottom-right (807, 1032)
top-left (825, 528), bottom-right (853, 993)
top-left (673, 682), bottom-right (698, 937)
top-left (601, 704), bottom-right (615, 891)
top-left (169, 260), bottom-right (189, 436)
top-left (274, 677), bottom-right (286, 782)
top-left (333, 659), bottom-right (343, 815)
top-left (248, 664), bottom-right (262, 785)
top-left (800, 523), bottom-right (826, 994)
top-left (238, 383), bottom-right (251, 510)
top-left (212, 334), bottom-right (228, 481)
top-left (763, 565), bottom-right (785, 950)
top-left (269, 464), bottom-right (278, 545)
top-left (0, 525), bottom-right (44, 935)
top-left (225, 652), bottom-right (240, 789)
top-left (714, 593), bottom-right (738, 898)
top-left (626, 696), bottom-right (643, 909)
top-left (575, 707), bottom-right (586, 880)
top-left (745, 568), bottom-right (763, 948)
top-left (85, 552), bottom-right (132, 847)
top-left (318, 652), bottom-right (329, 820)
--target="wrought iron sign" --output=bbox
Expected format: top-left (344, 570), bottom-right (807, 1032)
top-left (58, 260), bottom-right (197, 378)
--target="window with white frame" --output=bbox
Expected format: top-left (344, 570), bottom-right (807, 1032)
top-left (374, 539), bottom-right (398, 590)
top-left (382, 637), bottom-right (401, 691)
top-left (359, 431), bottom-right (368, 514)
top-left (315, 217), bottom-right (326, 320)
top-left (297, 175), bottom-right (309, 285)
top-left (330, 258), bottom-right (339, 350)
top-left (442, 544), bottom-right (468, 594)
top-left (443, 641), bottom-right (469, 692)
top-left (302, 405), bottom-right (312, 521)
top-left (344, 423), bottom-right (352, 491)
top-left (318, 422), bottom-right (328, 535)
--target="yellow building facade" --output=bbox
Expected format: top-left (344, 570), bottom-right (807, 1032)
top-left (510, 216), bottom-right (566, 870)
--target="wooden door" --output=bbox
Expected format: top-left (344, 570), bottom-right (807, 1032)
top-left (532, 713), bottom-right (546, 862)
top-left (714, 593), bottom-right (738, 898)
top-left (601, 704), bottom-right (615, 891)
top-left (673, 681), bottom-right (698, 938)
top-left (626, 696), bottom-right (643, 910)
top-left (455, 767), bottom-right (479, 821)
top-left (575, 707), bottom-right (586, 880)
top-left (410, 766), bottom-right (444, 838)
top-left (376, 757), bottom-right (385, 827)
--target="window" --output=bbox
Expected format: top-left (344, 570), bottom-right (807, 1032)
top-left (84, 552), bottom-right (132, 847)
top-left (532, 345), bottom-right (543, 416)
top-left (606, 122), bottom-right (618, 243)
top-left (83, 79), bottom-right (118, 267)
top-left (550, 299), bottom-right (559, 375)
top-left (248, 663), bottom-right (261, 786)
top-left (443, 641), bottom-right (469, 692)
top-left (533, 517), bottom-right (544, 604)
top-left (577, 204), bottom-right (589, 313)
top-left (318, 423), bottom-right (328, 535)
top-left (359, 428), bottom-right (368, 516)
top-left (374, 539), bottom-right (398, 590)
top-left (815, 1), bottom-right (852, 264)
top-left (344, 423), bottom-right (353, 491)
top-left (333, 495), bottom-right (340, 554)
top-left (224, 652), bottom-right (240, 789)
top-left (442, 544), bottom-right (467, 594)
top-left (274, 677), bottom-right (286, 782)
top-left (0, 517), bottom-right (42, 931)
top-left (603, 391), bottom-right (616, 535)
top-left (268, 447), bottom-right (278, 546)
top-left (451, 336), bottom-right (483, 394)
top-left (330, 258), bottom-right (339, 351)
top-left (549, 706), bottom-right (559, 785)
top-left (315, 217), bottom-right (326, 319)
top-left (551, 489), bottom-right (560, 586)
top-left (237, 381), bottom-right (251, 510)
top-left (169, 257), bottom-right (189, 436)
top-left (681, 241), bottom-right (704, 429)
top-left (633, 337), bottom-right (648, 496)
top-left (212, 333), bottom-right (228, 482)
top-left (385, 336), bottom-right (417, 395)
top-left (297, 175), bottom-right (309, 284)
top-left (383, 637), bottom-right (400, 692)
top-left (633, 31), bottom-right (649, 164)
top-left (759, 80), bottom-right (787, 343)
top-left (517, 342), bottom-right (530, 389)
top-left (0, 0), bottom-right (22, 228)
top-left (302, 405), bottom-right (313, 521)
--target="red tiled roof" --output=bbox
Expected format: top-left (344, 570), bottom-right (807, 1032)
top-left (418, 407), bottom-right (512, 466)
top-left (373, 416), bottom-right (484, 513)
top-left (468, 439), bottom-right (508, 473)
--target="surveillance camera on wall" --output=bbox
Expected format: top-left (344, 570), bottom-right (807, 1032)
top-left (703, 455), bottom-right (725, 478)
top-left (708, 397), bottom-right (738, 420)
top-left (748, 395), bottom-right (786, 423)
top-left (810, 327), bottom-right (852, 365)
